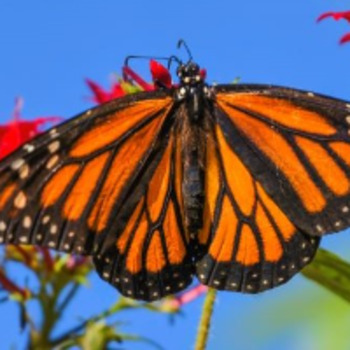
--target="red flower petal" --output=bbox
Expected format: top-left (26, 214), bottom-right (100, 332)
top-left (86, 78), bottom-right (128, 104)
top-left (317, 11), bottom-right (350, 23)
top-left (85, 79), bottom-right (115, 104)
top-left (167, 284), bottom-right (208, 310)
top-left (340, 32), bottom-right (350, 44)
top-left (122, 66), bottom-right (154, 91)
top-left (200, 68), bottom-right (207, 80)
top-left (0, 108), bottom-right (62, 161)
top-left (111, 82), bottom-right (126, 99)
top-left (150, 60), bottom-right (172, 88)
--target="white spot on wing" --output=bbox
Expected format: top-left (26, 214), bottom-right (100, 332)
top-left (46, 155), bottom-right (59, 169)
top-left (316, 224), bottom-right (324, 233)
top-left (19, 164), bottom-right (30, 179)
top-left (49, 129), bottom-right (59, 138)
top-left (50, 224), bottom-right (58, 234)
top-left (42, 215), bottom-right (50, 224)
top-left (11, 159), bottom-right (25, 171)
top-left (19, 236), bottom-right (28, 243)
top-left (23, 216), bottom-right (32, 228)
top-left (0, 221), bottom-right (6, 231)
top-left (48, 141), bottom-right (60, 153)
top-left (14, 192), bottom-right (27, 209)
top-left (23, 144), bottom-right (35, 153)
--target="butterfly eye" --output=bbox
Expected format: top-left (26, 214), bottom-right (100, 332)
top-left (176, 65), bottom-right (186, 77)
top-left (190, 63), bottom-right (199, 73)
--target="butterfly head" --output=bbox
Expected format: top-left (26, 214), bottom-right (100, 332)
top-left (177, 61), bottom-right (205, 86)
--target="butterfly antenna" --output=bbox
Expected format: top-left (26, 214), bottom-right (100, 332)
top-left (167, 55), bottom-right (182, 70)
top-left (177, 39), bottom-right (193, 61)
top-left (124, 55), bottom-right (171, 67)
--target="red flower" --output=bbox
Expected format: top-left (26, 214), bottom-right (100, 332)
top-left (317, 11), bottom-right (350, 22)
top-left (162, 284), bottom-right (208, 312)
top-left (122, 66), bottom-right (155, 91)
top-left (340, 32), bottom-right (350, 44)
top-left (66, 255), bottom-right (89, 271)
top-left (87, 60), bottom-right (174, 105)
top-left (86, 79), bottom-right (127, 104)
top-left (0, 98), bottom-right (62, 160)
top-left (150, 60), bottom-right (172, 88)
top-left (317, 10), bottom-right (350, 44)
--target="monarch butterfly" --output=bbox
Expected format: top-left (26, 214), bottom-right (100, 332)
top-left (1, 45), bottom-right (350, 301)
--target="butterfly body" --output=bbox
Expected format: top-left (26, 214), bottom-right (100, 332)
top-left (1, 59), bottom-right (350, 300)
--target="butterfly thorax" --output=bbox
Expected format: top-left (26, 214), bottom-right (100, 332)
top-left (176, 61), bottom-right (203, 86)
top-left (176, 61), bottom-right (210, 122)
top-left (175, 62), bottom-right (210, 238)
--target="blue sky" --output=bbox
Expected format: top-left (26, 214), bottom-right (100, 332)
top-left (1, 1), bottom-right (350, 349)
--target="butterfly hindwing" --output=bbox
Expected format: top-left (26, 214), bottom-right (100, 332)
top-left (94, 125), bottom-right (193, 301)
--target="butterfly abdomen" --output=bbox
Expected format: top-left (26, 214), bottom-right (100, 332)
top-left (182, 148), bottom-right (205, 233)
top-left (179, 101), bottom-right (206, 236)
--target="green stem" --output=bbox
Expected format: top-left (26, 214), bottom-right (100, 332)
top-left (194, 288), bottom-right (217, 350)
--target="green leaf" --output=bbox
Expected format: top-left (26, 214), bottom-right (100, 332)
top-left (302, 248), bottom-right (350, 303)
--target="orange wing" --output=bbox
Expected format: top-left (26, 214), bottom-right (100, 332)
top-left (0, 92), bottom-right (194, 300)
top-left (196, 126), bottom-right (319, 292)
top-left (196, 84), bottom-right (350, 292)
top-left (94, 129), bottom-right (192, 300)
top-left (213, 85), bottom-right (350, 236)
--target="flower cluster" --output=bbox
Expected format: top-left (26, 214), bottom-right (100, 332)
top-left (86, 59), bottom-right (172, 103)
top-left (318, 10), bottom-right (350, 44)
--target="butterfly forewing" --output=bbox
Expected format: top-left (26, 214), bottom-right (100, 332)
top-left (214, 85), bottom-right (350, 236)
top-left (0, 92), bottom-right (173, 252)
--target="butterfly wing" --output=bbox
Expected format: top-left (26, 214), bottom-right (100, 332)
top-left (215, 84), bottom-right (350, 235)
top-left (0, 91), bottom-right (192, 300)
top-left (196, 84), bottom-right (350, 292)
top-left (94, 117), bottom-right (193, 300)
